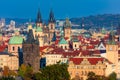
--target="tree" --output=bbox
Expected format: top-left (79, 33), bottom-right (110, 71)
top-left (87, 72), bottom-right (96, 80)
top-left (0, 76), bottom-right (15, 80)
top-left (34, 63), bottom-right (70, 80)
top-left (9, 70), bottom-right (18, 77)
top-left (3, 66), bottom-right (9, 77)
top-left (18, 64), bottom-right (33, 80)
top-left (108, 72), bottom-right (117, 80)
top-left (18, 64), bottom-right (26, 78)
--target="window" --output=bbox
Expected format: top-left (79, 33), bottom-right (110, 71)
top-left (13, 47), bottom-right (15, 51)
top-left (65, 46), bottom-right (67, 49)
top-left (61, 46), bottom-right (63, 49)
top-left (75, 44), bottom-right (77, 48)
top-left (51, 24), bottom-right (53, 29)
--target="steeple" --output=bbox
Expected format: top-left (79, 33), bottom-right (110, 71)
top-left (48, 9), bottom-right (55, 23)
top-left (36, 8), bottom-right (42, 23)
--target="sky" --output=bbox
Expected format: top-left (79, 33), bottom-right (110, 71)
top-left (0, 0), bottom-right (120, 19)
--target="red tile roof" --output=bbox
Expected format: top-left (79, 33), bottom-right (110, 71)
top-left (69, 57), bottom-right (105, 65)
top-left (0, 45), bottom-right (7, 52)
top-left (88, 58), bottom-right (104, 65)
top-left (69, 58), bottom-right (83, 65)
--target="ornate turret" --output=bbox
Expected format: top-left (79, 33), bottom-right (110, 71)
top-left (24, 29), bottom-right (39, 45)
top-left (63, 18), bottom-right (71, 28)
top-left (108, 26), bottom-right (116, 45)
top-left (48, 9), bottom-right (55, 23)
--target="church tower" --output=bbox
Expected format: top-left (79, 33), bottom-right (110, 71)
top-left (106, 29), bottom-right (119, 77)
top-left (48, 9), bottom-right (56, 43)
top-left (63, 18), bottom-right (71, 40)
top-left (36, 9), bottom-right (43, 27)
top-left (23, 29), bottom-right (40, 72)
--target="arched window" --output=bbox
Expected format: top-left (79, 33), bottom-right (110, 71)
top-left (51, 24), bottom-right (53, 29)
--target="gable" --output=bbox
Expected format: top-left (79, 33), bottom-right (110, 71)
top-left (98, 42), bottom-right (106, 50)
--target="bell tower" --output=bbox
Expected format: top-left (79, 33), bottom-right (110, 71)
top-left (63, 18), bottom-right (71, 40)
top-left (106, 29), bottom-right (119, 77)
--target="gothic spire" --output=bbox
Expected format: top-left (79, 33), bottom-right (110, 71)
top-left (36, 8), bottom-right (42, 23)
top-left (48, 9), bottom-right (55, 23)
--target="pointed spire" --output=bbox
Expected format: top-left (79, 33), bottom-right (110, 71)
top-left (36, 8), bottom-right (42, 23)
top-left (48, 9), bottom-right (55, 23)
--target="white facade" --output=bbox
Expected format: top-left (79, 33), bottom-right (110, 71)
top-left (44, 54), bottom-right (68, 66)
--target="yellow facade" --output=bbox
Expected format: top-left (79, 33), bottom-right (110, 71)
top-left (68, 57), bottom-right (107, 80)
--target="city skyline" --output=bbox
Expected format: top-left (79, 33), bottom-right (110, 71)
top-left (0, 0), bottom-right (120, 19)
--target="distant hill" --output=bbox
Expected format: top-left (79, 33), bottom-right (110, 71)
top-left (3, 14), bottom-right (120, 29)
top-left (70, 14), bottom-right (120, 29)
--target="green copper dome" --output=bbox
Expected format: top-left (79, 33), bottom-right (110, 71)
top-left (9, 36), bottom-right (23, 44)
top-left (36, 27), bottom-right (43, 32)
top-left (59, 37), bottom-right (68, 44)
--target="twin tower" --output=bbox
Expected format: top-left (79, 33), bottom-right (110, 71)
top-left (27, 9), bottom-right (72, 47)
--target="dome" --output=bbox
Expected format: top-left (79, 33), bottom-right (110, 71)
top-left (9, 36), bottom-right (23, 44)
top-left (59, 37), bottom-right (68, 44)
